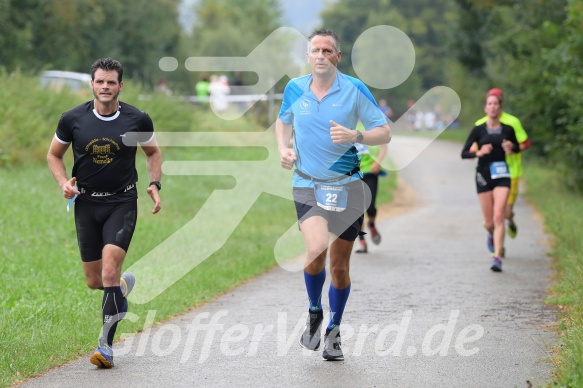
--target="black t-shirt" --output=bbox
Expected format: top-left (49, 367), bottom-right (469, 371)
top-left (55, 100), bottom-right (154, 203)
top-left (461, 123), bottom-right (519, 168)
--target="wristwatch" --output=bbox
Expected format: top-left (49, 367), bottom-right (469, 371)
top-left (149, 181), bottom-right (162, 191)
top-left (356, 131), bottom-right (364, 143)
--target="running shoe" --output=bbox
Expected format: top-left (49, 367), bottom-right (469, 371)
top-left (90, 342), bottom-right (114, 368)
top-left (487, 234), bottom-right (494, 253)
top-left (322, 327), bottom-right (344, 361)
top-left (120, 272), bottom-right (135, 298)
top-left (299, 310), bottom-right (323, 351)
top-left (369, 223), bottom-right (382, 245)
top-left (490, 256), bottom-right (502, 272)
top-left (507, 220), bottom-right (517, 239)
top-left (355, 239), bottom-right (368, 254)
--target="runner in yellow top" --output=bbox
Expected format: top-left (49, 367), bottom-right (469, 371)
top-left (475, 88), bottom-right (531, 238)
top-left (354, 120), bottom-right (388, 253)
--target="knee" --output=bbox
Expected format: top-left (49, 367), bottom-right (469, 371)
top-left (494, 213), bottom-right (505, 225)
top-left (330, 263), bottom-right (349, 280)
top-left (101, 265), bottom-right (118, 285)
top-left (85, 275), bottom-right (102, 289)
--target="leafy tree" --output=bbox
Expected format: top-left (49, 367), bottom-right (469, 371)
top-left (0, 0), bottom-right (41, 71)
top-left (179, 0), bottom-right (287, 92)
top-left (320, 0), bottom-right (459, 117)
top-left (0, 0), bottom-right (182, 87)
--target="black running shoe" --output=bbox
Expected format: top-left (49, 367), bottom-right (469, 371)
top-left (322, 327), bottom-right (344, 361)
top-left (299, 310), bottom-right (323, 351)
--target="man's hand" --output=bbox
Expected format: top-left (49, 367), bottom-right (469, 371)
top-left (147, 185), bottom-right (161, 214)
top-left (370, 162), bottom-right (381, 175)
top-left (329, 120), bottom-right (355, 144)
top-left (61, 177), bottom-right (80, 199)
top-left (279, 147), bottom-right (297, 170)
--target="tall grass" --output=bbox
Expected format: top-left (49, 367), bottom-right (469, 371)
top-left (522, 159), bottom-right (583, 386)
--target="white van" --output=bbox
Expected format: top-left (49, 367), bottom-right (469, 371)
top-left (40, 70), bottom-right (92, 94)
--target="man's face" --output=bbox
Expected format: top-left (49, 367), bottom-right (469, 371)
top-left (307, 35), bottom-right (341, 76)
top-left (91, 69), bottom-right (123, 103)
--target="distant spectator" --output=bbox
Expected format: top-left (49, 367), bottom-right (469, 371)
top-left (378, 99), bottom-right (393, 120)
top-left (209, 75), bottom-right (231, 113)
top-left (195, 75), bottom-right (210, 104)
top-left (155, 78), bottom-right (172, 96)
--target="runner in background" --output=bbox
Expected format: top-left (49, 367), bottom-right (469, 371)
top-left (474, 88), bottom-right (530, 239)
top-left (354, 119), bottom-right (388, 254)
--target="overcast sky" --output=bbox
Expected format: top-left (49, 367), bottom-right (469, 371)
top-left (179, 0), bottom-right (325, 35)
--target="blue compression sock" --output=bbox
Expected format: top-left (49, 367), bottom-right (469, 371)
top-left (304, 269), bottom-right (326, 312)
top-left (328, 283), bottom-right (351, 330)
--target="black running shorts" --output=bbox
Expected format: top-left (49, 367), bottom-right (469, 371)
top-left (74, 200), bottom-right (138, 262)
top-left (475, 166), bottom-right (511, 194)
top-left (293, 179), bottom-right (369, 241)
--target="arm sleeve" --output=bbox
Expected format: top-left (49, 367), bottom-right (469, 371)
top-left (278, 81), bottom-right (301, 125)
top-left (137, 112), bottom-right (155, 144)
top-left (55, 113), bottom-right (73, 143)
top-left (356, 81), bottom-right (388, 130)
top-left (461, 127), bottom-right (479, 159)
top-left (506, 125), bottom-right (520, 153)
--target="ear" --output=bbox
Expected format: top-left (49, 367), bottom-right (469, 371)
top-left (119, 81), bottom-right (124, 90)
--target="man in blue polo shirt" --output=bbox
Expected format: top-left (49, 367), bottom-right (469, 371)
top-left (275, 28), bottom-right (391, 361)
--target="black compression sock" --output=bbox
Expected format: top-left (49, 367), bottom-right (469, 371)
top-left (102, 286), bottom-right (125, 346)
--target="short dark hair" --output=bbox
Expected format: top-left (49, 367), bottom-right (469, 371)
top-left (91, 58), bottom-right (123, 82)
top-left (308, 28), bottom-right (341, 52)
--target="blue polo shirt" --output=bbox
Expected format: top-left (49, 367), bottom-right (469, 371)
top-left (278, 72), bottom-right (387, 188)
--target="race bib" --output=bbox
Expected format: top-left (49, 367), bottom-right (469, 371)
top-left (314, 183), bottom-right (348, 212)
top-left (490, 161), bottom-right (510, 179)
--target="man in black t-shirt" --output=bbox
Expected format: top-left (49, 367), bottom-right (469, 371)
top-left (47, 58), bottom-right (162, 369)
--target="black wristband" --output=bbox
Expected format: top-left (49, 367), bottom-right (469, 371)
top-left (149, 181), bottom-right (161, 191)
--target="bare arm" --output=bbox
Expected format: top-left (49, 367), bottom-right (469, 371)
top-left (140, 136), bottom-right (162, 214)
top-left (47, 136), bottom-right (79, 199)
top-left (275, 118), bottom-right (297, 170)
top-left (330, 121), bottom-right (391, 146)
top-left (371, 143), bottom-right (388, 175)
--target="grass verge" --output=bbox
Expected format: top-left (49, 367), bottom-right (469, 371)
top-left (522, 159), bottom-right (583, 386)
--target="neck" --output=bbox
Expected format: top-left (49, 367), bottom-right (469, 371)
top-left (486, 117), bottom-right (501, 128)
top-left (94, 99), bottom-right (119, 116)
top-left (311, 70), bottom-right (336, 95)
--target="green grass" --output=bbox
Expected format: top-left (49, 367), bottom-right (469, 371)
top-left (522, 159), bottom-right (583, 386)
top-left (0, 152), bottom-right (396, 387)
top-left (0, 71), bottom-right (398, 386)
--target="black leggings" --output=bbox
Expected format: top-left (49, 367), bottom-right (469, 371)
top-left (362, 173), bottom-right (379, 218)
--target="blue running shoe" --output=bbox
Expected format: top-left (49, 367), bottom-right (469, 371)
top-left (90, 343), bottom-right (114, 368)
top-left (120, 272), bottom-right (135, 298)
top-left (490, 256), bottom-right (502, 272)
top-left (487, 234), bottom-right (494, 253)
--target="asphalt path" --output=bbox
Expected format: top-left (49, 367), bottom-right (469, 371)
top-left (20, 136), bottom-right (557, 387)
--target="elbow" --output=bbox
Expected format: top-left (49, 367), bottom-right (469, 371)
top-left (384, 126), bottom-right (392, 144)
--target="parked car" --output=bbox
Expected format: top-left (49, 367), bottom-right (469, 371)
top-left (40, 70), bottom-right (92, 94)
